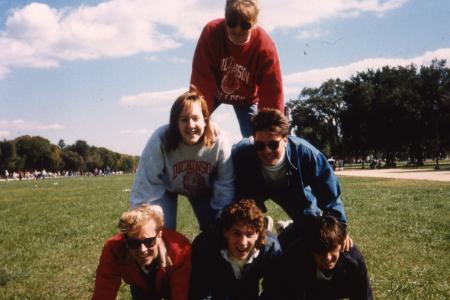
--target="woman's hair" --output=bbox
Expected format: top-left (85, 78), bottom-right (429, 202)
top-left (225, 0), bottom-right (259, 23)
top-left (251, 108), bottom-right (289, 137)
top-left (307, 215), bottom-right (347, 254)
top-left (118, 204), bottom-right (164, 236)
top-left (219, 199), bottom-right (267, 249)
top-left (165, 85), bottom-right (214, 151)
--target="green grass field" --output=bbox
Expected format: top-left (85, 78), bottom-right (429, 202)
top-left (0, 175), bottom-right (449, 299)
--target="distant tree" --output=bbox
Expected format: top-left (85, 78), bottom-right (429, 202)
top-left (62, 151), bottom-right (85, 172)
top-left (15, 136), bottom-right (53, 171)
top-left (58, 139), bottom-right (66, 150)
top-left (0, 140), bottom-right (17, 171)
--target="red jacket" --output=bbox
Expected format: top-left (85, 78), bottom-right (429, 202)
top-left (191, 18), bottom-right (284, 113)
top-left (92, 229), bottom-right (191, 300)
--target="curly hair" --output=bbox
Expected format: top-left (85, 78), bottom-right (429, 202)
top-left (251, 108), bottom-right (289, 137)
top-left (165, 85), bottom-right (214, 151)
top-left (118, 204), bottom-right (164, 237)
top-left (219, 199), bottom-right (267, 249)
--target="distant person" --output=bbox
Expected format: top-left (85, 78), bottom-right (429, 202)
top-left (93, 204), bottom-right (191, 300)
top-left (190, 0), bottom-right (284, 137)
top-left (131, 86), bottom-right (234, 231)
top-left (189, 199), bottom-right (281, 299)
top-left (278, 215), bottom-right (373, 299)
top-left (232, 108), bottom-right (352, 249)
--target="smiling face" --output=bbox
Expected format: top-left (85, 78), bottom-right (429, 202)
top-left (226, 19), bottom-right (254, 45)
top-left (178, 102), bottom-right (206, 145)
top-left (254, 130), bottom-right (287, 166)
top-left (127, 220), bottom-right (162, 268)
top-left (313, 244), bottom-right (341, 271)
top-left (223, 222), bottom-right (259, 260)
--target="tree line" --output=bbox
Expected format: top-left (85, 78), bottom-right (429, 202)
top-left (0, 136), bottom-right (139, 173)
top-left (287, 59), bottom-right (450, 167)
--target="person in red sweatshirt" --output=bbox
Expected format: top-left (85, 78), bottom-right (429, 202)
top-left (190, 0), bottom-right (284, 137)
top-left (92, 204), bottom-right (191, 300)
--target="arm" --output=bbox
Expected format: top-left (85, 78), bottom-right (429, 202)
top-left (260, 234), bottom-right (283, 299)
top-left (302, 145), bottom-right (347, 224)
top-left (130, 128), bottom-right (167, 207)
top-left (169, 244), bottom-right (192, 300)
top-left (349, 247), bottom-right (373, 300)
top-left (190, 23), bottom-right (218, 113)
top-left (189, 232), bottom-right (216, 300)
top-left (92, 241), bottom-right (122, 300)
top-left (256, 44), bottom-right (284, 112)
top-left (211, 136), bottom-right (235, 213)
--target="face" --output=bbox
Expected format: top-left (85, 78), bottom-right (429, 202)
top-left (254, 131), bottom-right (287, 166)
top-left (226, 18), bottom-right (254, 45)
top-left (178, 102), bottom-right (206, 145)
top-left (223, 222), bottom-right (259, 260)
top-left (313, 245), bottom-right (341, 271)
top-left (127, 220), bottom-right (162, 268)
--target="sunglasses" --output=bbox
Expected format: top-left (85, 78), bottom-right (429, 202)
top-left (226, 19), bottom-right (252, 30)
top-left (254, 140), bottom-right (281, 152)
top-left (125, 235), bottom-right (158, 250)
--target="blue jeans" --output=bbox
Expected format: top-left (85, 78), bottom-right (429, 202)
top-left (214, 101), bottom-right (257, 138)
top-left (152, 191), bottom-right (217, 231)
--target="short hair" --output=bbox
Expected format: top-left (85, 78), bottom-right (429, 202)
top-left (307, 215), bottom-right (347, 254)
top-left (225, 0), bottom-right (259, 23)
top-left (118, 204), bottom-right (164, 236)
top-left (165, 85), bottom-right (214, 151)
top-left (251, 108), bottom-right (289, 137)
top-left (219, 199), bottom-right (267, 249)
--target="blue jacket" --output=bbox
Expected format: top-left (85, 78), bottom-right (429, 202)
top-left (232, 136), bottom-right (347, 224)
top-left (189, 231), bottom-right (282, 300)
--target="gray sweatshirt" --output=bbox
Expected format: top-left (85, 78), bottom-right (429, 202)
top-left (130, 125), bottom-right (235, 211)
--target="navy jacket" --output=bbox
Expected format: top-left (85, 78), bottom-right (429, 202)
top-left (189, 231), bottom-right (282, 300)
top-left (279, 243), bottom-right (373, 300)
top-left (232, 136), bottom-right (347, 224)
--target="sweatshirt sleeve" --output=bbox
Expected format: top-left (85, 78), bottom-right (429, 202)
top-left (130, 127), bottom-right (167, 207)
top-left (256, 42), bottom-right (284, 112)
top-left (92, 241), bottom-right (122, 300)
top-left (190, 23), bottom-right (218, 114)
top-left (211, 135), bottom-right (235, 211)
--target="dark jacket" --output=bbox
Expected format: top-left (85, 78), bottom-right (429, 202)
top-left (280, 244), bottom-right (373, 300)
top-left (232, 136), bottom-right (347, 224)
top-left (189, 231), bottom-right (282, 300)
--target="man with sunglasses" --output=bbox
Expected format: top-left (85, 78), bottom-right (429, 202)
top-left (93, 204), bottom-right (191, 300)
top-left (190, 0), bottom-right (284, 137)
top-left (232, 108), bottom-right (353, 250)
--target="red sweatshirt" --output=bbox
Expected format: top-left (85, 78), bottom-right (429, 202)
top-left (92, 229), bottom-right (191, 300)
top-left (191, 18), bottom-right (284, 113)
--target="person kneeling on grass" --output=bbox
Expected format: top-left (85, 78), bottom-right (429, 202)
top-left (92, 204), bottom-right (191, 300)
top-left (189, 199), bottom-right (282, 300)
top-left (279, 214), bottom-right (373, 300)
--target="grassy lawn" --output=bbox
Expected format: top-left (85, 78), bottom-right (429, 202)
top-left (0, 175), bottom-right (449, 299)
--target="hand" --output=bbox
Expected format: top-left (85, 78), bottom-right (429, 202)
top-left (342, 234), bottom-right (353, 252)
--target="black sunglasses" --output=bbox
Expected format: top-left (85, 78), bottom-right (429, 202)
top-left (126, 235), bottom-right (158, 249)
top-left (254, 140), bottom-right (281, 152)
top-left (226, 19), bottom-right (252, 30)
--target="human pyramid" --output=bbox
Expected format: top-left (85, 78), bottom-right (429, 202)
top-left (92, 1), bottom-right (373, 299)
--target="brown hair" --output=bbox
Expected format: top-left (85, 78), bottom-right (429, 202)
top-left (251, 108), bottom-right (289, 137)
top-left (219, 199), bottom-right (267, 249)
top-left (118, 204), bottom-right (164, 237)
top-left (308, 215), bottom-right (347, 254)
top-left (165, 85), bottom-right (214, 151)
top-left (225, 0), bottom-right (259, 24)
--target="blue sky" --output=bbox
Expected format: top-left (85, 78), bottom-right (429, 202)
top-left (0, 0), bottom-right (449, 155)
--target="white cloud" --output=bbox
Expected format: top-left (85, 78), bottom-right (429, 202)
top-left (0, 0), bottom-right (408, 78)
top-left (296, 28), bottom-right (327, 40)
top-left (119, 128), bottom-right (152, 135)
top-left (0, 130), bottom-right (10, 138)
top-left (283, 48), bottom-right (450, 99)
top-left (119, 87), bottom-right (186, 108)
top-left (0, 119), bottom-right (64, 131)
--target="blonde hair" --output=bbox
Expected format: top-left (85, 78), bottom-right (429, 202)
top-left (165, 85), bottom-right (215, 151)
top-left (118, 204), bottom-right (164, 236)
top-left (225, 0), bottom-right (259, 23)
